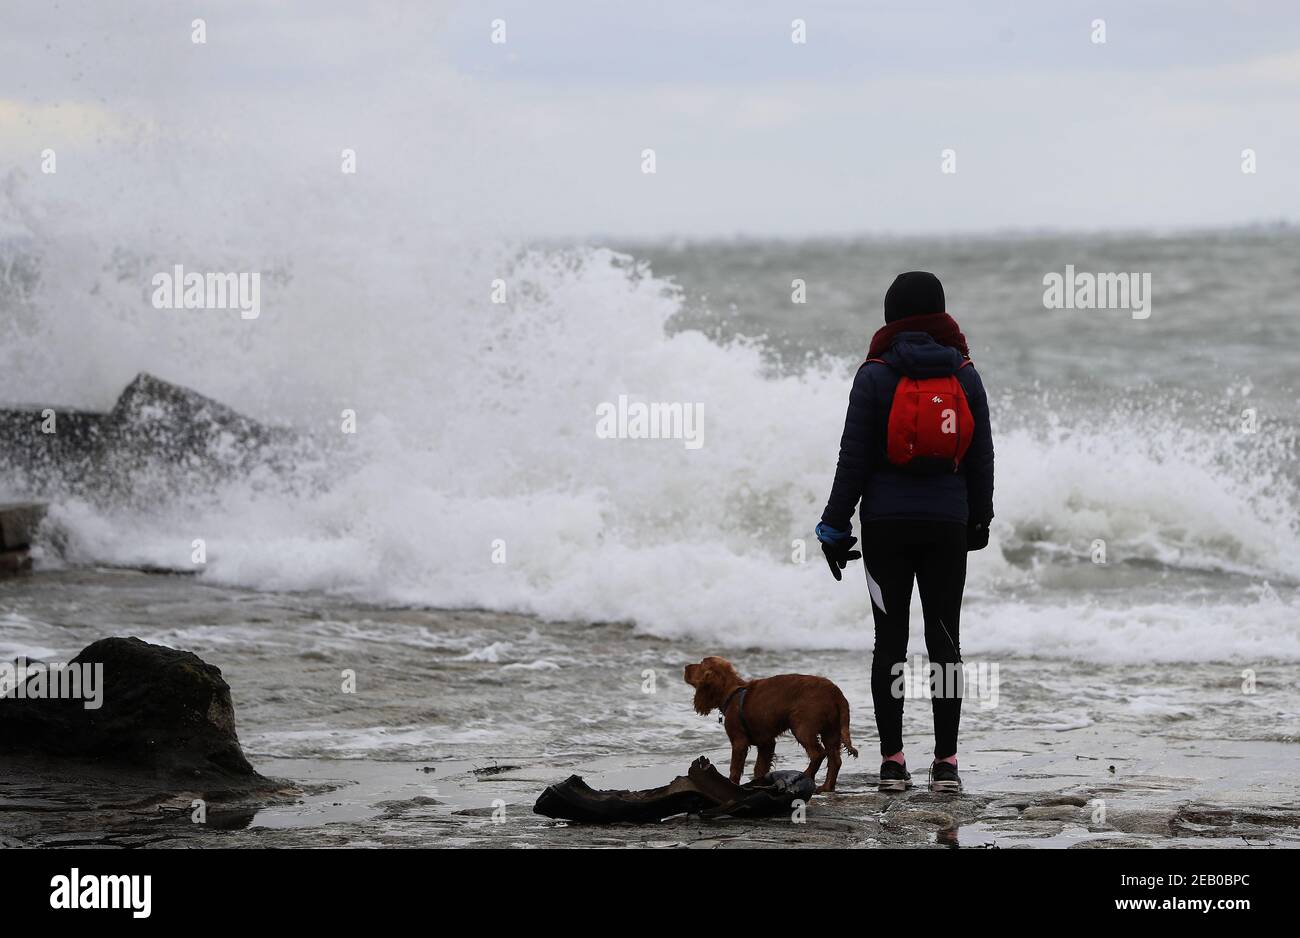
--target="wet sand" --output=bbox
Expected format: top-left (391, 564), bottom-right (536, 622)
top-left (4, 732), bottom-right (1298, 848)
top-left (2, 569), bottom-right (1297, 848)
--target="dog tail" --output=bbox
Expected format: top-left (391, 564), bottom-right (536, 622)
top-left (838, 690), bottom-right (859, 758)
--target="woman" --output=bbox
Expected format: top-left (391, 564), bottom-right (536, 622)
top-left (815, 271), bottom-right (994, 793)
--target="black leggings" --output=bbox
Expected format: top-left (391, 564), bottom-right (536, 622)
top-left (862, 520), bottom-right (967, 760)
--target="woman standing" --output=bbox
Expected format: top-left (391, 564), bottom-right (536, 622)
top-left (816, 271), bottom-right (994, 793)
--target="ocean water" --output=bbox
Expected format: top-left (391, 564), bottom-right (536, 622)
top-left (3, 168), bottom-right (1299, 668)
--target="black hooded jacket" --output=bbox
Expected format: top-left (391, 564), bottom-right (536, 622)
top-left (820, 332), bottom-right (994, 531)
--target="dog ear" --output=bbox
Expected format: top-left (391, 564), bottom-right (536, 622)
top-left (702, 656), bottom-right (741, 689)
top-left (692, 658), bottom-right (724, 715)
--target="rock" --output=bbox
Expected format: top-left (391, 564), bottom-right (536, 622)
top-left (0, 501), bottom-right (46, 549)
top-left (888, 807), bottom-right (957, 829)
top-left (101, 373), bottom-right (278, 471)
top-left (472, 763), bottom-right (522, 777)
top-left (1105, 808), bottom-right (1179, 836)
top-left (980, 804), bottom-right (1022, 820)
top-left (1022, 805), bottom-right (1083, 821)
top-left (0, 548), bottom-right (33, 575)
top-left (89, 373), bottom-right (290, 502)
top-left (1169, 802), bottom-right (1300, 839)
top-left (0, 407), bottom-right (107, 485)
top-left (0, 501), bottom-right (46, 578)
top-left (376, 796), bottom-right (446, 820)
top-left (0, 372), bottom-right (291, 501)
top-left (1037, 794), bottom-right (1090, 807)
top-left (0, 636), bottom-right (264, 785)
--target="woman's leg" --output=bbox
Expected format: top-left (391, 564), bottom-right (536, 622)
top-left (862, 522), bottom-right (917, 759)
top-left (914, 522), bottom-right (968, 761)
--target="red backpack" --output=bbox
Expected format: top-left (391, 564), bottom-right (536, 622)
top-left (867, 358), bottom-right (974, 473)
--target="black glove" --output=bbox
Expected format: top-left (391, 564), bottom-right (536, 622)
top-left (820, 536), bottom-right (861, 581)
top-left (967, 518), bottom-right (991, 552)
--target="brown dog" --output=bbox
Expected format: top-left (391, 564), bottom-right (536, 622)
top-left (683, 656), bottom-right (859, 793)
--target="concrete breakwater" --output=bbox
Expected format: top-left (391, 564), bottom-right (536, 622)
top-left (1, 371), bottom-right (293, 501)
top-left (1, 371), bottom-right (286, 494)
top-left (0, 371), bottom-right (298, 574)
top-left (0, 501), bottom-right (46, 574)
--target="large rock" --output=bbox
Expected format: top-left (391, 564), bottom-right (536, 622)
top-left (0, 372), bottom-right (290, 500)
top-left (0, 501), bottom-right (46, 577)
top-left (100, 372), bottom-right (279, 476)
top-left (0, 636), bottom-right (263, 784)
top-left (0, 501), bottom-right (46, 550)
top-left (0, 406), bottom-right (107, 484)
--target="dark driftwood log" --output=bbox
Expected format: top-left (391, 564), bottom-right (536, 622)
top-left (533, 756), bottom-right (816, 823)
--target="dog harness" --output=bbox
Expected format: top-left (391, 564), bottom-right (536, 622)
top-left (718, 686), bottom-right (755, 739)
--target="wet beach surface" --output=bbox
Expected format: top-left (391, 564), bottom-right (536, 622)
top-left (2, 569), bottom-right (1297, 848)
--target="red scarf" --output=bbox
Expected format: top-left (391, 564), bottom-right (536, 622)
top-left (866, 312), bottom-right (970, 360)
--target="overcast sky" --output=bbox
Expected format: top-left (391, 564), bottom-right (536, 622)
top-left (3, 0), bottom-right (1299, 238)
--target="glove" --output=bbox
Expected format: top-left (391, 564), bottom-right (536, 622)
top-left (815, 522), bottom-right (861, 581)
top-left (967, 518), bottom-right (991, 552)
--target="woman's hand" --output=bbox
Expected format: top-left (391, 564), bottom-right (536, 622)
top-left (815, 522), bottom-right (862, 581)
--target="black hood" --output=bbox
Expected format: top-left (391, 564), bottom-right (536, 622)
top-left (880, 331), bottom-right (965, 378)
